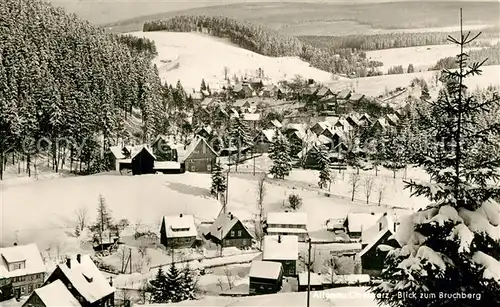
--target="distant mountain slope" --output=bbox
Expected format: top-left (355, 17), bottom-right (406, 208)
top-left (129, 31), bottom-right (338, 92)
top-left (105, 1), bottom-right (500, 35)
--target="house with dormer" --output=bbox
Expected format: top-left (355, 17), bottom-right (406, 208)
top-left (42, 254), bottom-right (115, 307)
top-left (0, 243), bottom-right (46, 301)
top-left (22, 280), bottom-right (82, 307)
top-left (160, 214), bottom-right (199, 249)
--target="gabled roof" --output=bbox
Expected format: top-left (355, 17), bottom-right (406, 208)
top-left (374, 118), bottom-right (390, 129)
top-left (316, 87), bottom-right (333, 97)
top-left (162, 214), bottom-right (198, 238)
top-left (256, 129), bottom-right (277, 143)
top-left (311, 121), bottom-right (331, 133)
top-left (386, 114), bottom-right (400, 126)
top-left (55, 254), bottom-right (115, 304)
top-left (263, 235), bottom-right (299, 261)
top-left (232, 84), bottom-right (244, 92)
top-left (196, 125), bottom-right (213, 135)
top-left (109, 146), bottom-right (126, 159)
top-left (361, 212), bottom-right (398, 244)
top-left (346, 212), bottom-right (383, 233)
top-left (34, 280), bottom-right (82, 307)
top-left (267, 212), bottom-right (307, 226)
top-left (319, 94), bottom-right (336, 102)
top-left (337, 89), bottom-right (352, 100)
top-left (270, 119), bottom-right (282, 128)
top-left (359, 228), bottom-right (396, 257)
top-left (181, 136), bottom-right (218, 161)
top-left (324, 116), bottom-right (340, 126)
top-left (249, 261), bottom-right (282, 280)
top-left (0, 244), bottom-right (45, 278)
top-left (130, 145), bottom-right (156, 160)
top-left (349, 93), bottom-right (365, 102)
top-left (263, 84), bottom-right (278, 92)
top-left (316, 135), bottom-right (333, 146)
top-left (334, 119), bottom-right (352, 130)
top-left (207, 213), bottom-right (253, 241)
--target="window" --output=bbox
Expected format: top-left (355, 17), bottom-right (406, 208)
top-left (230, 231), bottom-right (235, 237)
top-left (237, 230), bottom-right (242, 237)
top-left (379, 223), bottom-right (382, 231)
top-left (21, 286), bottom-right (26, 294)
top-left (28, 284), bottom-right (33, 293)
top-left (242, 239), bottom-right (247, 245)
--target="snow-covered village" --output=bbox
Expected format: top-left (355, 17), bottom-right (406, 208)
top-left (1, 1), bottom-right (500, 307)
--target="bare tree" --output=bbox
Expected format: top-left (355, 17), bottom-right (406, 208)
top-left (348, 173), bottom-right (361, 202)
top-left (363, 176), bottom-right (375, 204)
top-left (255, 176), bottom-right (266, 250)
top-left (75, 206), bottom-right (88, 232)
top-left (117, 246), bottom-right (128, 273)
top-left (377, 183), bottom-right (386, 206)
top-left (323, 258), bottom-right (336, 286)
top-left (217, 267), bottom-right (236, 290)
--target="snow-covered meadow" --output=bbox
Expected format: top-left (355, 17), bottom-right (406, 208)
top-left (128, 31), bottom-right (338, 92)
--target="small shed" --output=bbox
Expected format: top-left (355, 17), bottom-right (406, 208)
top-left (249, 261), bottom-right (283, 295)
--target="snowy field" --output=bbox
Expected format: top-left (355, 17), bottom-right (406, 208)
top-left (128, 31), bottom-right (338, 92)
top-left (326, 65), bottom-right (500, 98)
top-left (366, 44), bottom-right (483, 72)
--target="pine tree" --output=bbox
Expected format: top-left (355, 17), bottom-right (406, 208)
top-left (229, 115), bottom-right (252, 171)
top-left (179, 263), bottom-right (197, 301)
top-left (269, 131), bottom-right (292, 179)
top-left (316, 146), bottom-right (332, 189)
top-left (95, 194), bottom-right (113, 233)
top-left (149, 267), bottom-right (168, 303)
top-left (210, 161), bottom-right (226, 198)
top-left (381, 130), bottom-right (406, 178)
top-left (200, 78), bottom-right (207, 92)
top-left (165, 263), bottom-right (183, 303)
top-left (372, 11), bottom-right (500, 307)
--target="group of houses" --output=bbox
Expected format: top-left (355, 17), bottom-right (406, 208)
top-left (107, 134), bottom-right (218, 175)
top-left (0, 244), bottom-right (115, 306)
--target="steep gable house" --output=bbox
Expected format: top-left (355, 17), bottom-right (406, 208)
top-left (262, 235), bottom-right (299, 277)
top-left (266, 212), bottom-right (308, 242)
top-left (22, 280), bottom-right (82, 307)
top-left (160, 214), bottom-right (198, 249)
top-left (205, 212), bottom-right (253, 249)
top-left (179, 136), bottom-right (218, 173)
top-left (360, 228), bottom-right (400, 277)
top-left (345, 212), bottom-right (383, 239)
top-left (0, 243), bottom-right (46, 300)
top-left (254, 129), bottom-right (276, 153)
top-left (43, 254), bottom-right (115, 307)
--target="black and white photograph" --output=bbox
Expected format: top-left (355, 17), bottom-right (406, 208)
top-left (0, 0), bottom-right (499, 306)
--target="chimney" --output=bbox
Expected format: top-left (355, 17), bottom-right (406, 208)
top-left (229, 212), bottom-right (233, 219)
top-left (13, 242), bottom-right (17, 246)
top-left (66, 258), bottom-right (71, 269)
top-left (109, 276), bottom-right (113, 287)
top-left (76, 254), bottom-right (81, 264)
top-left (371, 212), bottom-right (375, 215)
top-left (180, 213), bottom-right (183, 218)
top-left (278, 235), bottom-right (281, 243)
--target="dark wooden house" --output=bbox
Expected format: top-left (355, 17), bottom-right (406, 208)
top-left (22, 280), bottom-right (82, 307)
top-left (180, 136), bottom-right (218, 173)
top-left (130, 146), bottom-right (156, 175)
top-left (43, 254), bottom-right (115, 307)
top-left (262, 235), bottom-right (298, 277)
top-left (249, 261), bottom-right (283, 295)
top-left (360, 228), bottom-right (400, 277)
top-left (160, 214), bottom-right (199, 249)
top-left (253, 129), bottom-right (276, 153)
top-left (0, 243), bottom-right (46, 300)
top-left (204, 212), bottom-right (253, 249)
top-left (151, 136), bottom-right (178, 162)
top-left (232, 84), bottom-right (254, 99)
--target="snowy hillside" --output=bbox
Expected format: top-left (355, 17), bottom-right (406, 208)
top-left (128, 31), bottom-right (339, 92)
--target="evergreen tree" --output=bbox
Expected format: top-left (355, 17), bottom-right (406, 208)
top-left (210, 161), bottom-right (227, 198)
top-left (165, 263), bottom-right (183, 303)
top-left (229, 115), bottom-right (252, 171)
top-left (407, 63), bottom-right (415, 73)
top-left (95, 194), bottom-right (113, 233)
top-left (372, 12), bottom-right (500, 307)
top-left (381, 130), bottom-right (406, 178)
top-left (269, 131), bottom-right (292, 179)
top-left (179, 264), bottom-right (197, 301)
top-left (316, 146), bottom-right (332, 189)
top-left (149, 267), bottom-right (168, 303)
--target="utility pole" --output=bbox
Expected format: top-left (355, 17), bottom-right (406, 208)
top-left (225, 166), bottom-right (229, 213)
top-left (253, 121), bottom-right (256, 176)
top-left (307, 237), bottom-right (312, 307)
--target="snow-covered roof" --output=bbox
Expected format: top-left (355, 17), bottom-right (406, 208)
top-left (326, 218), bottom-right (346, 230)
top-left (153, 161), bottom-right (181, 170)
top-left (243, 113), bottom-right (261, 121)
top-left (207, 213), bottom-right (253, 241)
top-left (270, 119), bottom-right (282, 128)
top-left (386, 114), bottom-right (400, 126)
top-left (196, 125), bottom-right (213, 135)
top-left (312, 121), bottom-right (331, 132)
top-left (361, 212), bottom-right (397, 244)
top-left (326, 243), bottom-right (362, 253)
top-left (316, 135), bottom-right (332, 146)
top-left (329, 274), bottom-right (370, 284)
top-left (162, 214), bottom-right (198, 238)
top-left (346, 212), bottom-right (382, 233)
top-left (267, 212), bottom-right (307, 226)
top-left (180, 136), bottom-right (218, 162)
top-left (256, 129), bottom-right (276, 143)
top-left (109, 146), bottom-right (126, 159)
top-left (190, 91), bottom-right (203, 100)
top-left (298, 272), bottom-right (323, 286)
top-left (263, 235), bottom-right (299, 261)
top-left (349, 93), bottom-right (365, 102)
top-left (249, 261), bottom-right (282, 280)
top-left (324, 116), bottom-right (339, 126)
top-left (56, 254), bottom-right (115, 303)
top-left (266, 227), bottom-right (308, 234)
top-left (337, 89), bottom-right (351, 100)
top-left (34, 280), bottom-right (82, 307)
top-left (359, 228), bottom-right (396, 257)
top-left (0, 243), bottom-right (45, 278)
top-left (130, 145), bottom-right (156, 160)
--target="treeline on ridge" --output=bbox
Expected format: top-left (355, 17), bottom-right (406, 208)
top-left (0, 0), bottom-right (168, 177)
top-left (431, 43), bottom-right (500, 70)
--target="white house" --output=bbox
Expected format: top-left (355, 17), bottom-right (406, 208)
top-left (266, 212), bottom-right (308, 242)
